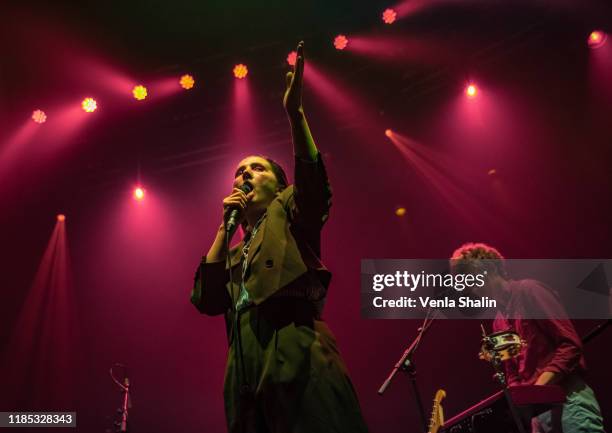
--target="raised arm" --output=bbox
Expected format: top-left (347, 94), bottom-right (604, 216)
top-left (282, 42), bottom-right (332, 231)
top-left (284, 41), bottom-right (317, 162)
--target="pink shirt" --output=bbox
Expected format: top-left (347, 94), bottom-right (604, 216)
top-left (492, 279), bottom-right (586, 386)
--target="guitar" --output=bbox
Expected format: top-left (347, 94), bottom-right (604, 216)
top-left (427, 389), bottom-right (446, 433)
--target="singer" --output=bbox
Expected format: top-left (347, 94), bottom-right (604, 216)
top-left (190, 42), bottom-right (368, 433)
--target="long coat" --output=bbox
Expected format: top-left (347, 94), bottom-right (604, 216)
top-left (190, 155), bottom-right (368, 433)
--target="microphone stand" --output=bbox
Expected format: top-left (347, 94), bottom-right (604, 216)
top-left (118, 377), bottom-right (130, 432)
top-left (582, 319), bottom-right (611, 344)
top-left (378, 310), bottom-right (437, 433)
top-left (110, 364), bottom-right (131, 433)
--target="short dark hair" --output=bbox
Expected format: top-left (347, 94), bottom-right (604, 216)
top-left (258, 155), bottom-right (288, 191)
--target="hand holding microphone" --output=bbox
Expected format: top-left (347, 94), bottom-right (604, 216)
top-left (223, 182), bottom-right (253, 233)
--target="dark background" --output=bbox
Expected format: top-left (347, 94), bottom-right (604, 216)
top-left (1, 0), bottom-right (611, 431)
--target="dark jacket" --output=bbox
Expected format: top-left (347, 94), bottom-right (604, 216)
top-left (191, 154), bottom-right (332, 319)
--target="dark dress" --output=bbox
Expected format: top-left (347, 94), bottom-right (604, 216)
top-left (191, 154), bottom-right (369, 433)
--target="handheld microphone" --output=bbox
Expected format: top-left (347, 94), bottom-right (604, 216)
top-left (225, 182), bottom-right (253, 233)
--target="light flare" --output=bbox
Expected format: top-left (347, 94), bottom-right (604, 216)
top-left (132, 85), bottom-right (148, 100)
top-left (134, 187), bottom-right (145, 201)
top-left (81, 97), bottom-right (97, 113)
top-left (334, 35), bottom-right (349, 50)
top-left (588, 30), bottom-right (607, 49)
top-left (382, 8), bottom-right (397, 24)
top-left (233, 64), bottom-right (248, 79)
top-left (287, 51), bottom-right (297, 66)
top-left (32, 110), bottom-right (47, 124)
top-left (180, 74), bottom-right (195, 89)
top-left (465, 84), bottom-right (478, 98)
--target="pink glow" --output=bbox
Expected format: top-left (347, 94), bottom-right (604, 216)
top-left (148, 77), bottom-right (183, 99)
top-left (57, 213), bottom-right (66, 221)
top-left (334, 35), bottom-right (349, 50)
top-left (287, 51), bottom-right (298, 66)
top-left (386, 130), bottom-right (489, 225)
top-left (82, 97), bottom-right (97, 112)
top-left (76, 57), bottom-right (136, 97)
top-left (94, 186), bottom-right (177, 292)
top-left (345, 34), bottom-right (459, 64)
top-left (1, 103), bottom-right (90, 184)
top-left (3, 218), bottom-right (77, 408)
top-left (43, 103), bottom-right (91, 150)
top-left (0, 120), bottom-right (39, 177)
top-left (134, 186), bottom-right (145, 201)
top-left (466, 83), bottom-right (478, 98)
top-left (431, 81), bottom-right (540, 178)
top-left (303, 62), bottom-right (355, 116)
top-left (304, 61), bottom-right (378, 134)
top-left (32, 109), bottom-right (47, 124)
top-left (588, 34), bottom-right (612, 103)
top-left (232, 77), bottom-right (257, 150)
top-left (588, 30), bottom-right (607, 49)
top-left (394, 0), bottom-right (436, 18)
top-left (382, 8), bottom-right (397, 24)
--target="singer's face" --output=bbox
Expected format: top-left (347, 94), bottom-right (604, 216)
top-left (233, 156), bottom-right (280, 209)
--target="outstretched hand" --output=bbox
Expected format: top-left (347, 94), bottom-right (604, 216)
top-left (283, 41), bottom-right (305, 121)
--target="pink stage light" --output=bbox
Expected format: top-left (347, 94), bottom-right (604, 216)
top-left (233, 64), bottom-right (248, 79)
top-left (395, 207), bottom-right (406, 217)
top-left (465, 84), bottom-right (478, 98)
top-left (180, 74), bottom-right (195, 89)
top-left (134, 187), bottom-right (145, 201)
top-left (334, 35), bottom-right (349, 50)
top-left (4, 216), bottom-right (77, 408)
top-left (32, 109), bottom-right (47, 124)
top-left (382, 8), bottom-right (397, 24)
top-left (385, 128), bottom-right (393, 137)
top-left (81, 97), bottom-right (97, 112)
top-left (132, 85), bottom-right (148, 100)
top-left (57, 214), bottom-right (66, 222)
top-left (287, 51), bottom-right (297, 66)
top-left (588, 30), bottom-right (607, 49)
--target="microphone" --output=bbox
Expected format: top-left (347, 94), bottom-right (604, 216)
top-left (225, 182), bottom-right (253, 233)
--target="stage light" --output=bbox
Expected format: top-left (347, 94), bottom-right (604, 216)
top-left (56, 214), bottom-right (66, 222)
top-left (233, 64), bottom-right (248, 79)
top-left (133, 187), bottom-right (145, 201)
top-left (287, 51), bottom-right (297, 66)
top-left (588, 30), bottom-right (607, 49)
top-left (132, 85), bottom-right (148, 100)
top-left (465, 84), bottom-right (477, 98)
top-left (180, 74), bottom-right (195, 89)
top-left (382, 8), bottom-right (397, 24)
top-left (334, 35), bottom-right (349, 50)
top-left (32, 110), bottom-right (47, 124)
top-left (395, 207), bottom-right (406, 217)
top-left (385, 128), bottom-right (393, 137)
top-left (488, 168), bottom-right (497, 176)
top-left (82, 97), bottom-right (97, 113)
